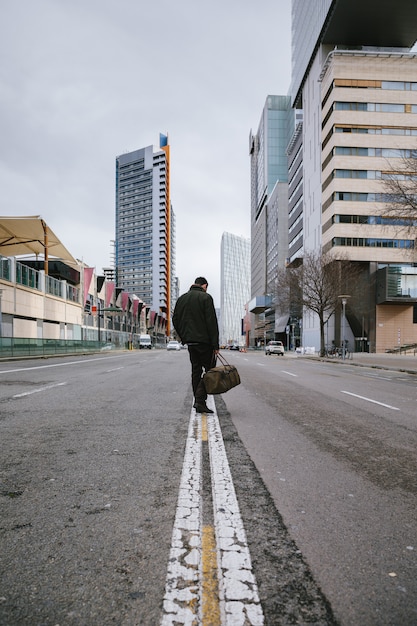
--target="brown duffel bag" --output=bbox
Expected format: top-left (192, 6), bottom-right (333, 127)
top-left (203, 352), bottom-right (241, 395)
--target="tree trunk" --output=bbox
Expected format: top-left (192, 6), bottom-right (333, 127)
top-left (319, 315), bottom-right (326, 357)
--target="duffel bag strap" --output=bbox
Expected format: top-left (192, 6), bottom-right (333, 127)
top-left (216, 352), bottom-right (231, 367)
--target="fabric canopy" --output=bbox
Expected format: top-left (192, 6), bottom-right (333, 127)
top-left (0, 215), bottom-right (78, 271)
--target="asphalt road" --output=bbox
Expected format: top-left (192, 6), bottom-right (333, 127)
top-left (225, 351), bottom-right (417, 625)
top-left (0, 349), bottom-right (416, 625)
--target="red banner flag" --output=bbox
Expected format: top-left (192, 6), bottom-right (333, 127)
top-left (83, 267), bottom-right (94, 305)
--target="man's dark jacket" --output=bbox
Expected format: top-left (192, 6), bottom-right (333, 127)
top-left (172, 285), bottom-right (219, 349)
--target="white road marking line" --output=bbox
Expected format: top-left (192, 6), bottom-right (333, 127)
top-left (106, 367), bottom-right (124, 372)
top-left (161, 410), bottom-right (201, 625)
top-left (0, 355), bottom-right (126, 375)
top-left (341, 390), bottom-right (400, 411)
top-left (206, 397), bottom-right (264, 625)
top-left (281, 370), bottom-right (297, 377)
top-left (13, 382), bottom-right (67, 398)
top-left (256, 363), bottom-right (266, 367)
top-left (363, 374), bottom-right (392, 381)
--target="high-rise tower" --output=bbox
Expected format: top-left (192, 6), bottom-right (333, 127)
top-left (249, 95), bottom-right (295, 344)
top-left (115, 134), bottom-right (175, 337)
top-left (220, 232), bottom-right (250, 347)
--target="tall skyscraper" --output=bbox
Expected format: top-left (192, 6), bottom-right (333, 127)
top-left (289, 0), bottom-right (417, 352)
top-left (115, 134), bottom-right (175, 336)
top-left (286, 113), bottom-right (303, 265)
top-left (220, 233), bottom-right (250, 347)
top-left (249, 95), bottom-right (295, 344)
top-left (250, 96), bottom-right (293, 297)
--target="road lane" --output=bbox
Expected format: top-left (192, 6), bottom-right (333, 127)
top-left (221, 351), bottom-right (417, 626)
top-left (242, 351), bottom-right (416, 429)
top-left (0, 351), bottom-right (192, 625)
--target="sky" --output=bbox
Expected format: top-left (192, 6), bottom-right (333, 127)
top-left (0, 0), bottom-right (292, 308)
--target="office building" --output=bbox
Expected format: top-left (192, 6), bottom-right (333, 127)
top-left (290, 0), bottom-right (417, 352)
top-left (115, 134), bottom-right (175, 337)
top-left (286, 115), bottom-right (303, 265)
top-left (249, 95), bottom-right (295, 344)
top-left (220, 232), bottom-right (250, 347)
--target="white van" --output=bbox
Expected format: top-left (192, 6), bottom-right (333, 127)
top-left (139, 334), bottom-right (152, 349)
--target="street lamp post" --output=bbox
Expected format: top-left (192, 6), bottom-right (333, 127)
top-left (98, 300), bottom-right (101, 343)
top-left (338, 295), bottom-right (350, 360)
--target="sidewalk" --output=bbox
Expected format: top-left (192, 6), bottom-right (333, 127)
top-left (301, 351), bottom-right (417, 375)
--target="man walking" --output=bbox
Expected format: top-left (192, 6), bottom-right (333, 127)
top-left (172, 277), bottom-right (219, 414)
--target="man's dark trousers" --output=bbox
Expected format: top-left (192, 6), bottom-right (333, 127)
top-left (187, 344), bottom-right (216, 404)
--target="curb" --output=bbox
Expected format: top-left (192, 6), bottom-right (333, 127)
top-left (300, 354), bottom-right (417, 376)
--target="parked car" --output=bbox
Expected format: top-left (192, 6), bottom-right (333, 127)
top-left (167, 340), bottom-right (181, 351)
top-left (265, 340), bottom-right (284, 356)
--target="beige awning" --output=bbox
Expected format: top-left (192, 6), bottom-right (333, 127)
top-left (0, 215), bottom-right (79, 272)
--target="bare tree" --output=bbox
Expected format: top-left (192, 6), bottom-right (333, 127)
top-left (382, 155), bottom-right (417, 243)
top-left (274, 251), bottom-right (357, 356)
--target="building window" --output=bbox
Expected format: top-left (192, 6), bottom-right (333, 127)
top-left (334, 169), bottom-right (368, 179)
top-left (332, 237), bottom-right (414, 249)
top-left (334, 146), bottom-right (369, 157)
top-left (331, 214), bottom-right (416, 227)
top-left (382, 81), bottom-right (417, 91)
top-left (332, 191), bottom-right (414, 204)
top-left (334, 101), bottom-right (367, 111)
top-left (323, 102), bottom-right (415, 129)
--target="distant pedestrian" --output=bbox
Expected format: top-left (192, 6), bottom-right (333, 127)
top-left (172, 277), bottom-right (219, 413)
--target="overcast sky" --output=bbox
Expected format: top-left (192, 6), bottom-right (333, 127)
top-left (0, 0), bottom-right (291, 307)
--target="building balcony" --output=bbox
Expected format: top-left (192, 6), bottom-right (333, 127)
top-left (376, 265), bottom-right (417, 303)
top-left (249, 295), bottom-right (273, 314)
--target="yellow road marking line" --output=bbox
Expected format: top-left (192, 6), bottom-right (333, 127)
top-left (201, 413), bottom-right (208, 441)
top-left (202, 525), bottom-right (221, 626)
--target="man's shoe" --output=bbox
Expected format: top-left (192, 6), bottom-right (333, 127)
top-left (193, 403), bottom-right (214, 414)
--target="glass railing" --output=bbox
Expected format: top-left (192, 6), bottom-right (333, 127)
top-left (45, 274), bottom-right (62, 297)
top-left (2, 257), bottom-right (81, 303)
top-left (0, 338), bottom-right (115, 358)
top-left (67, 284), bottom-right (79, 302)
top-left (15, 262), bottom-right (41, 290)
top-left (0, 256), bottom-right (10, 281)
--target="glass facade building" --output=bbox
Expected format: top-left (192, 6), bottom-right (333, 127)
top-left (220, 233), bottom-right (250, 347)
top-left (115, 136), bottom-right (175, 335)
top-left (249, 95), bottom-right (293, 300)
top-left (249, 96), bottom-right (295, 344)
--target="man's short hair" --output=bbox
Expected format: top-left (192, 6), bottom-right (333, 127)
top-left (194, 276), bottom-right (208, 286)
